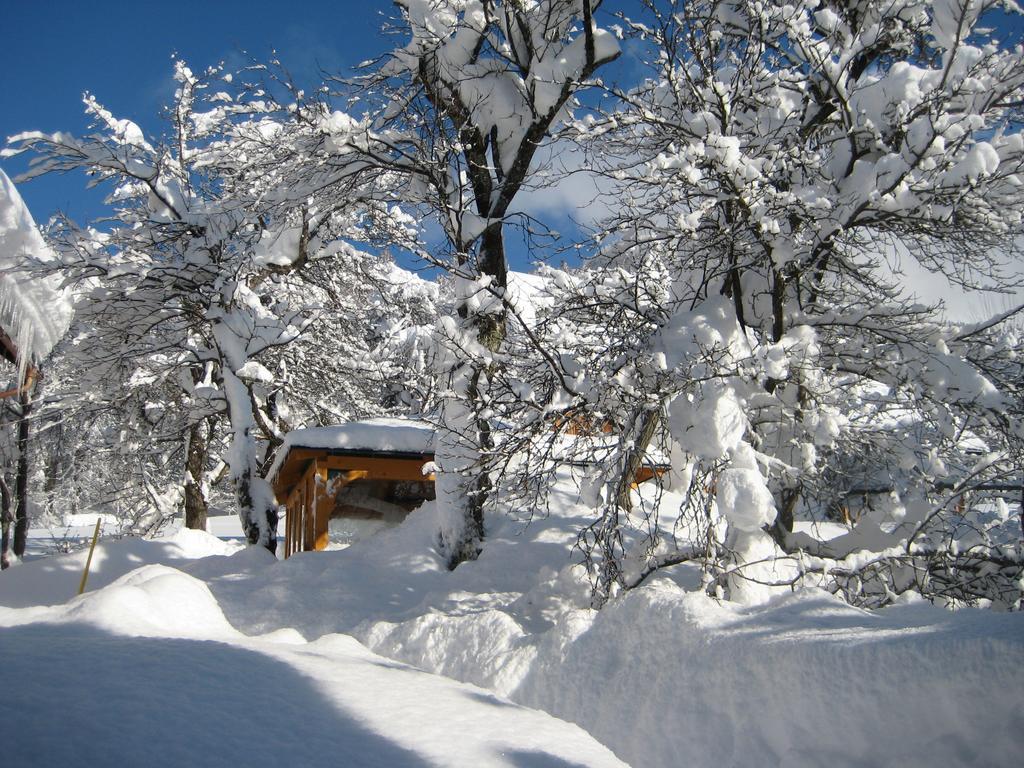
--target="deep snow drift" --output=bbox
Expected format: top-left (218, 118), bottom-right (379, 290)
top-left (0, 558), bottom-right (626, 768)
top-left (1, 489), bottom-right (1022, 767)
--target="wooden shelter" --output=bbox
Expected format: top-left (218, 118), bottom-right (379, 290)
top-left (269, 418), bottom-right (672, 558)
top-left (268, 420), bottom-right (436, 558)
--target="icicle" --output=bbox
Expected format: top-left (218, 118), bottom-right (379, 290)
top-left (0, 169), bottom-right (73, 378)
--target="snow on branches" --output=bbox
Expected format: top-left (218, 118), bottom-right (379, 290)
top-left (4, 61), bottom-right (415, 550)
top-left (549, 0), bottom-right (1024, 607)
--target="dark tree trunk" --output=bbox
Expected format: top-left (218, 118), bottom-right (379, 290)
top-left (614, 409), bottom-right (662, 513)
top-left (183, 418), bottom-right (210, 530)
top-left (236, 465), bottom-right (279, 555)
top-left (13, 387), bottom-right (32, 558)
top-left (1, 476), bottom-right (12, 570)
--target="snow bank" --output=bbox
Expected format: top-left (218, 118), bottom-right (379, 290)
top-left (6, 482), bottom-right (1021, 767)
top-left (0, 564), bottom-right (240, 640)
top-left (360, 572), bottom-right (1024, 767)
top-left (181, 484), bottom-right (1024, 768)
top-left (517, 583), bottom-right (1024, 768)
top-left (0, 528), bottom-right (244, 608)
top-left (0, 555), bottom-right (627, 767)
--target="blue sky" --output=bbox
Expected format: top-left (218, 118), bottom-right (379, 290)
top-left (1, 0), bottom-right (643, 274)
top-left (1, 0), bottom-right (639, 272)
top-left (1, 1), bottom-right (395, 222)
top-left (3, 1), bottom-right (1022, 286)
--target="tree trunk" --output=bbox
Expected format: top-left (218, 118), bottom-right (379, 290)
top-left (613, 409), bottom-right (662, 512)
top-left (436, 365), bottom-right (490, 569)
top-left (589, 407), bottom-right (662, 607)
top-left (220, 363), bottom-right (278, 554)
top-left (183, 418), bottom-right (210, 531)
top-left (440, 224), bottom-right (507, 569)
top-left (12, 386), bottom-right (32, 558)
top-left (1, 476), bottom-right (12, 570)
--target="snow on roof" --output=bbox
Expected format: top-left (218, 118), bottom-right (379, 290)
top-left (0, 169), bottom-right (73, 375)
top-left (268, 418), bottom-right (436, 482)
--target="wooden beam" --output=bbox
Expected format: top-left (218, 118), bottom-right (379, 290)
top-left (313, 463), bottom-right (332, 551)
top-left (301, 461), bottom-right (317, 554)
top-left (273, 448), bottom-right (435, 496)
top-left (285, 483), bottom-right (298, 558)
top-left (283, 462), bottom-right (313, 558)
top-left (634, 466), bottom-right (666, 485)
top-left (321, 455), bottom-right (435, 482)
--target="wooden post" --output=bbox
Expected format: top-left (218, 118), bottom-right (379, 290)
top-left (77, 518), bottom-right (102, 596)
top-left (313, 464), bottom-right (331, 551)
top-left (304, 464), bottom-right (315, 552)
top-left (284, 484), bottom-right (303, 558)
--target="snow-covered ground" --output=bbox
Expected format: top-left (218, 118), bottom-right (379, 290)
top-left (2, 489), bottom-right (1022, 767)
top-left (0, 531), bottom-right (625, 768)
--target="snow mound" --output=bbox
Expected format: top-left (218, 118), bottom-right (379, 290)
top-left (7, 476), bottom-right (1021, 767)
top-left (0, 528), bottom-right (244, 608)
top-left (67, 565), bottom-right (240, 638)
top-left (515, 582), bottom-right (1024, 768)
top-left (0, 557), bottom-right (628, 767)
top-left (196, 478), bottom-right (1024, 768)
top-left (366, 576), bottom-right (1024, 767)
top-left (0, 564), bottom-right (238, 639)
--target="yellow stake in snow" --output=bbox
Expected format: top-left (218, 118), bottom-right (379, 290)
top-left (77, 518), bottom-right (102, 596)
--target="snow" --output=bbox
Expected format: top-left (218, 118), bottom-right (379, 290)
top-left (716, 448), bottom-right (777, 532)
top-left (521, 581), bottom-right (1024, 768)
top-left (0, 528), bottom-right (243, 608)
top-left (0, 561), bottom-right (626, 768)
top-left (1, 485), bottom-right (1022, 767)
top-left (668, 380), bottom-right (747, 459)
top-left (0, 168), bottom-right (73, 374)
top-left (267, 418), bottom-right (437, 482)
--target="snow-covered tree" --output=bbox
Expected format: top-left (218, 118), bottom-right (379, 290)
top-left (269, 254), bottom-right (446, 427)
top-left (551, 0), bottom-right (1024, 607)
top-left (318, 0), bottom-right (623, 566)
top-left (4, 61), bottom-right (401, 551)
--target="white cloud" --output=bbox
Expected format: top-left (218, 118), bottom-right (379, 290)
top-left (512, 140), bottom-right (617, 230)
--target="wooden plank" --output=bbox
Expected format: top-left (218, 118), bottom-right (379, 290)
top-left (302, 461), bottom-right (317, 553)
top-left (321, 455), bottom-right (435, 482)
top-left (287, 486), bottom-right (300, 558)
top-left (284, 483), bottom-right (298, 558)
top-left (273, 448), bottom-right (436, 496)
top-left (283, 501), bottom-right (291, 559)
top-left (313, 463), bottom-right (332, 551)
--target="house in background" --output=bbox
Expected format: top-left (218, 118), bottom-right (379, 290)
top-left (268, 413), bottom-right (673, 558)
